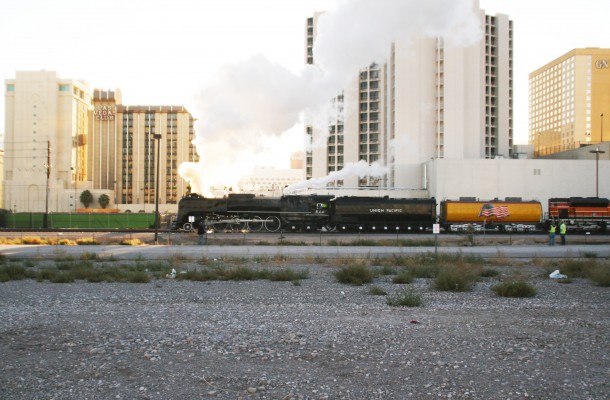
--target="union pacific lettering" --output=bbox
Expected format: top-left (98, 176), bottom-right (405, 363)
top-left (370, 208), bottom-right (404, 213)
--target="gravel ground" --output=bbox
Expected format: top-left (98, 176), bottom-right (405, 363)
top-left (0, 264), bottom-right (608, 400)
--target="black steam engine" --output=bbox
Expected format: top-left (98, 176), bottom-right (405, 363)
top-left (173, 193), bottom-right (335, 232)
top-left (173, 193), bottom-right (437, 233)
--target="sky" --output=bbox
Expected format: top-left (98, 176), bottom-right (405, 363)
top-left (2, 0), bottom-right (610, 192)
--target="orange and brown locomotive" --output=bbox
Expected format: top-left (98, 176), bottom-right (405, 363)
top-left (548, 197), bottom-right (609, 232)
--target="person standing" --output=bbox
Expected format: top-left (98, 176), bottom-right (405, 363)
top-left (559, 220), bottom-right (567, 245)
top-left (197, 222), bottom-right (206, 245)
top-left (548, 222), bottom-right (556, 246)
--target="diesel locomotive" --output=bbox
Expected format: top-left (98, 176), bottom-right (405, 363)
top-left (548, 197), bottom-right (610, 232)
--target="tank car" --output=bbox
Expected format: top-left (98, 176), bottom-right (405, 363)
top-left (440, 199), bottom-right (542, 232)
top-left (329, 196), bottom-right (436, 232)
top-left (548, 197), bottom-right (609, 232)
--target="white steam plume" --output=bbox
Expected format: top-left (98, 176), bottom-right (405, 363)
top-left (283, 160), bottom-right (389, 194)
top-left (179, 0), bottom-right (482, 196)
top-left (314, 0), bottom-right (482, 88)
top-left (178, 57), bottom-right (334, 196)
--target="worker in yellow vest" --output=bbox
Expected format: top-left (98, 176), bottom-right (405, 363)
top-left (559, 221), bottom-right (567, 245)
top-left (548, 222), bottom-right (556, 246)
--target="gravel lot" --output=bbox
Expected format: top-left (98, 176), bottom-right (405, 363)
top-left (1, 263), bottom-right (608, 400)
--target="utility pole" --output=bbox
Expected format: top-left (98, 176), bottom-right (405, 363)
top-left (153, 133), bottom-right (162, 244)
top-left (44, 140), bottom-right (51, 228)
top-left (590, 147), bottom-right (606, 197)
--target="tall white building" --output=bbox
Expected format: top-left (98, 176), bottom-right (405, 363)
top-left (4, 71), bottom-right (91, 212)
top-left (305, 3), bottom-right (513, 191)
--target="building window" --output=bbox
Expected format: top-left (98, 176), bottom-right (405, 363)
top-left (6, 84), bottom-right (15, 92)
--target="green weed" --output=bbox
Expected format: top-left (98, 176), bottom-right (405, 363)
top-left (386, 288), bottom-right (422, 307)
top-left (334, 263), bottom-right (374, 286)
top-left (492, 280), bottom-right (537, 298)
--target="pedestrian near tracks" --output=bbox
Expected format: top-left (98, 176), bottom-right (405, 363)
top-left (559, 220), bottom-right (567, 245)
top-left (197, 223), bottom-right (206, 245)
top-left (548, 222), bottom-right (556, 246)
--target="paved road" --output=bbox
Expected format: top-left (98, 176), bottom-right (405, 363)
top-left (1, 243), bottom-right (609, 260)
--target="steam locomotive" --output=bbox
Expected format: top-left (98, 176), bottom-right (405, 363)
top-left (173, 193), bottom-right (435, 233)
top-left (173, 194), bottom-right (610, 233)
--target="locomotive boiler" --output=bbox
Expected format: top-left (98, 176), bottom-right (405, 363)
top-left (173, 193), bottom-right (334, 232)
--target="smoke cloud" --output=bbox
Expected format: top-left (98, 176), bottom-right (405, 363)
top-left (179, 0), bottom-right (482, 196)
top-left (283, 160), bottom-right (389, 194)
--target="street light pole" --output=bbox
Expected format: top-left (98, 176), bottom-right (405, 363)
top-left (601, 113), bottom-right (605, 143)
top-left (44, 140), bottom-right (51, 229)
top-left (590, 147), bottom-right (606, 198)
top-left (153, 133), bottom-right (162, 244)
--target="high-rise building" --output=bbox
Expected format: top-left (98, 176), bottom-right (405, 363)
top-left (305, 4), bottom-right (513, 190)
top-left (91, 90), bottom-right (197, 208)
top-left (0, 149), bottom-right (4, 209)
top-left (3, 71), bottom-right (91, 212)
top-left (529, 48), bottom-right (610, 157)
top-left (3, 71), bottom-right (197, 213)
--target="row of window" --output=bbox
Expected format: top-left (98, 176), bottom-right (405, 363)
top-left (360, 102), bottom-right (379, 111)
top-left (360, 91), bottom-right (380, 101)
top-left (359, 81), bottom-right (380, 90)
top-left (360, 70), bottom-right (380, 80)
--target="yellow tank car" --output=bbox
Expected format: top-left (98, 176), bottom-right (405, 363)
top-left (440, 200), bottom-right (543, 232)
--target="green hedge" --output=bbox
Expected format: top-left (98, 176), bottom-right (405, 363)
top-left (3, 212), bottom-right (162, 229)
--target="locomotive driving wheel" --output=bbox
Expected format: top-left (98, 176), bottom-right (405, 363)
top-left (213, 222), bottom-right (229, 233)
top-left (264, 216), bottom-right (281, 232)
top-left (247, 216), bottom-right (264, 232)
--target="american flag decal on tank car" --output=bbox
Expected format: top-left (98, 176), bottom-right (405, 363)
top-left (478, 204), bottom-right (510, 219)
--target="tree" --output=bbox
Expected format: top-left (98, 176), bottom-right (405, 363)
top-left (98, 194), bottom-right (110, 209)
top-left (80, 190), bottom-right (94, 208)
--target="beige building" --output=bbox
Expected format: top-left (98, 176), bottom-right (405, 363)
top-left (91, 90), bottom-right (197, 212)
top-left (0, 149), bottom-right (4, 209)
top-left (4, 71), bottom-right (91, 213)
top-left (3, 71), bottom-right (196, 213)
top-left (305, 2), bottom-right (513, 190)
top-left (529, 48), bottom-right (610, 156)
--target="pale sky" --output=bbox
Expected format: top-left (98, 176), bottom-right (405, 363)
top-left (2, 0), bottom-right (609, 159)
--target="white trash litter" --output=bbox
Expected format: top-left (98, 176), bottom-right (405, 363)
top-left (549, 269), bottom-right (567, 279)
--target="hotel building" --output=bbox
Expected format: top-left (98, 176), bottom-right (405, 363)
top-left (3, 71), bottom-right (196, 212)
top-left (305, 3), bottom-right (513, 190)
top-left (92, 90), bottom-right (197, 209)
top-left (529, 48), bottom-right (610, 156)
